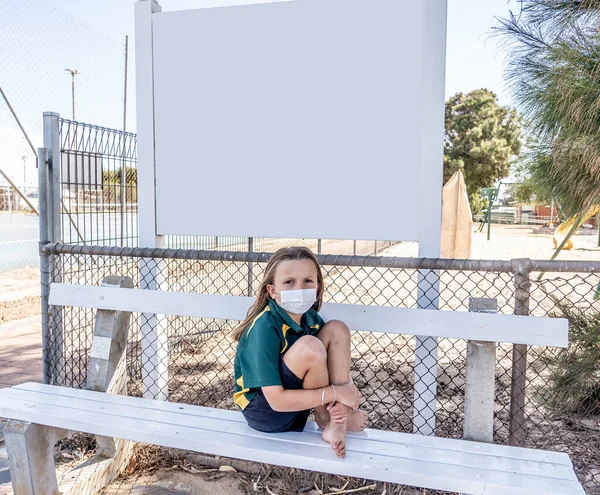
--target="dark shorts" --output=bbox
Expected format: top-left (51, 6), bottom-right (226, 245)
top-left (242, 359), bottom-right (310, 433)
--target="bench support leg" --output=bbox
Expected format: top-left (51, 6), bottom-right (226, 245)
top-left (87, 275), bottom-right (134, 457)
top-left (463, 340), bottom-right (496, 443)
top-left (4, 420), bottom-right (68, 495)
top-left (464, 298), bottom-right (498, 443)
top-left (50, 275), bottom-right (136, 495)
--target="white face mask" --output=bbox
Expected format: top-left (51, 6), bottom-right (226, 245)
top-left (275, 288), bottom-right (317, 315)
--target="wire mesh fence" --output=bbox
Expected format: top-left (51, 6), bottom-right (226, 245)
top-left (0, 184), bottom-right (39, 272)
top-left (58, 118), bottom-right (138, 247)
top-left (42, 243), bottom-right (600, 493)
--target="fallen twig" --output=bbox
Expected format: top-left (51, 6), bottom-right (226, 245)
top-left (266, 485), bottom-right (280, 495)
top-left (180, 464), bottom-right (219, 474)
top-left (185, 452), bottom-right (261, 474)
top-left (207, 472), bottom-right (227, 480)
top-left (324, 484), bottom-right (377, 495)
top-left (329, 481), bottom-right (350, 492)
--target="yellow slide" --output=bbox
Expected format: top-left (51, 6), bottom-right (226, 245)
top-left (553, 204), bottom-right (600, 250)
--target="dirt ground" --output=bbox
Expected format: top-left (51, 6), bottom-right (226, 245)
top-left (100, 468), bottom-right (244, 495)
top-left (0, 267), bottom-right (40, 324)
top-left (388, 223), bottom-right (600, 261)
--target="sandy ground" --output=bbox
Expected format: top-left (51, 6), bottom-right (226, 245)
top-left (0, 267), bottom-right (40, 325)
top-left (388, 223), bottom-right (600, 261)
top-left (100, 469), bottom-right (244, 495)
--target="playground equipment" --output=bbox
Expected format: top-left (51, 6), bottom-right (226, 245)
top-left (552, 204), bottom-right (600, 250)
top-left (478, 185), bottom-right (501, 240)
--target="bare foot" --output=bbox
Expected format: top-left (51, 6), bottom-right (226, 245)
top-left (346, 410), bottom-right (368, 432)
top-left (315, 409), bottom-right (329, 429)
top-left (322, 421), bottom-right (347, 458)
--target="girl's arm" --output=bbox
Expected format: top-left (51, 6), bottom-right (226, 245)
top-left (262, 383), bottom-right (359, 412)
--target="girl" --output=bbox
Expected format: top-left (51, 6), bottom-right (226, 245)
top-left (232, 246), bottom-right (367, 458)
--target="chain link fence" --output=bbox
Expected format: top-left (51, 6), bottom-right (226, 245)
top-left (42, 243), bottom-right (600, 493)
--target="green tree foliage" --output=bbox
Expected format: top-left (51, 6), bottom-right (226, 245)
top-left (444, 89), bottom-right (522, 212)
top-left (539, 305), bottom-right (600, 416)
top-left (103, 167), bottom-right (137, 185)
top-left (502, 182), bottom-right (534, 205)
top-left (515, 181), bottom-right (535, 204)
top-left (102, 167), bottom-right (138, 203)
top-left (495, 1), bottom-right (600, 216)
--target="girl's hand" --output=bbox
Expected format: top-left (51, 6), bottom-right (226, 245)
top-left (334, 383), bottom-right (361, 411)
top-left (327, 402), bottom-right (352, 424)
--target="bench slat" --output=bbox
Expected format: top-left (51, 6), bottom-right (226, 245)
top-left (0, 385), bottom-right (574, 480)
top-left (11, 383), bottom-right (572, 466)
top-left (0, 385), bottom-right (584, 495)
top-left (49, 283), bottom-right (568, 346)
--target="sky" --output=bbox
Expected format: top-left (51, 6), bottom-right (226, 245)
top-left (49, 0), bottom-right (519, 102)
top-left (1, 0), bottom-right (520, 186)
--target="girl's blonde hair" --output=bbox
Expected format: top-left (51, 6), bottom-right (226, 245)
top-left (231, 246), bottom-right (324, 341)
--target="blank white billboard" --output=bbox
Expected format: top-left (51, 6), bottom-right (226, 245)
top-left (150, 0), bottom-right (440, 241)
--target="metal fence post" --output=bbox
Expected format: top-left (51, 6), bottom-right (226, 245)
top-left (247, 237), bottom-right (254, 296)
top-left (43, 112), bottom-right (64, 386)
top-left (38, 148), bottom-right (51, 384)
top-left (43, 113), bottom-right (61, 244)
top-left (353, 240), bottom-right (357, 255)
top-left (509, 258), bottom-right (532, 446)
top-left (317, 239), bottom-right (322, 255)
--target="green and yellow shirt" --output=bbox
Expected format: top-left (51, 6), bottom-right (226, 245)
top-left (233, 299), bottom-right (325, 410)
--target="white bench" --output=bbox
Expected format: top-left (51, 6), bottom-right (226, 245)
top-left (0, 277), bottom-right (585, 495)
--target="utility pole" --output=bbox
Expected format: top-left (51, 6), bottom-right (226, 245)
top-left (64, 68), bottom-right (80, 120)
top-left (123, 36), bottom-right (129, 135)
top-left (22, 156), bottom-right (27, 186)
top-left (121, 35), bottom-right (129, 246)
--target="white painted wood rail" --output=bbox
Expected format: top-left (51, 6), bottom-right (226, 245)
top-left (49, 283), bottom-right (569, 347)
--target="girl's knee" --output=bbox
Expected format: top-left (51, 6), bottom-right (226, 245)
top-left (323, 320), bottom-right (350, 339)
top-left (295, 335), bottom-right (327, 362)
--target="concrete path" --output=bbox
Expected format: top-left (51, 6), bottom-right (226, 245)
top-left (0, 315), bottom-right (42, 493)
top-left (0, 315), bottom-right (42, 390)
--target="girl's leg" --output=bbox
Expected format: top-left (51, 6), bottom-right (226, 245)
top-left (317, 320), bottom-right (368, 432)
top-left (282, 335), bottom-right (347, 457)
top-left (317, 319), bottom-right (352, 384)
